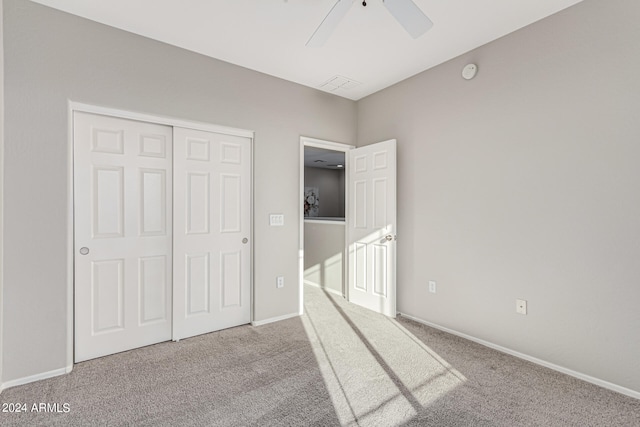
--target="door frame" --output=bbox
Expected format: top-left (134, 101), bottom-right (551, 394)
top-left (299, 136), bottom-right (355, 315)
top-left (67, 101), bottom-right (254, 370)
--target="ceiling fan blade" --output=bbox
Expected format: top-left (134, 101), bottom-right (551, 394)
top-left (306, 0), bottom-right (355, 47)
top-left (383, 0), bottom-right (433, 39)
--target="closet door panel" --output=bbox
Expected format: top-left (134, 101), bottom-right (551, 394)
top-left (74, 112), bottom-right (173, 362)
top-left (173, 127), bottom-right (251, 340)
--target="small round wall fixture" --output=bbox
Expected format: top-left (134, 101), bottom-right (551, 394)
top-left (462, 64), bottom-right (478, 80)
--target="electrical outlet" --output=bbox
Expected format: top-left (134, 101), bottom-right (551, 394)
top-left (428, 280), bottom-right (437, 294)
top-left (516, 299), bottom-right (527, 315)
top-left (276, 276), bottom-right (284, 289)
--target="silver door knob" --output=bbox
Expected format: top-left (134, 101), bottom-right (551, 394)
top-left (79, 247), bottom-right (90, 255)
top-left (242, 238), bottom-right (248, 244)
top-left (384, 235), bottom-right (396, 241)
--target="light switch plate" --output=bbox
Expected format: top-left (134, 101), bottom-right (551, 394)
top-left (270, 214), bottom-right (284, 226)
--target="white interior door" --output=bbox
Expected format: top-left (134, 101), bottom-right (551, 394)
top-left (347, 139), bottom-right (397, 317)
top-left (173, 127), bottom-right (252, 340)
top-left (74, 112), bottom-right (173, 362)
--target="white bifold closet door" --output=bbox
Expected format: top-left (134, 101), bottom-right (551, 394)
top-left (74, 112), bottom-right (173, 362)
top-left (74, 113), bottom-right (251, 362)
top-left (172, 127), bottom-right (251, 340)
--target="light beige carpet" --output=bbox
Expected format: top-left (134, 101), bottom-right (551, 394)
top-left (0, 284), bottom-right (638, 426)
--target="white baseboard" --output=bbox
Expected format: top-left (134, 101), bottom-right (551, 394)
top-left (303, 280), bottom-right (344, 297)
top-left (252, 312), bottom-right (299, 327)
top-left (399, 313), bottom-right (640, 401)
top-left (0, 365), bottom-right (72, 393)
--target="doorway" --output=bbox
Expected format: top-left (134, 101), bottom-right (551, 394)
top-left (299, 137), bottom-right (353, 314)
top-left (299, 136), bottom-right (398, 317)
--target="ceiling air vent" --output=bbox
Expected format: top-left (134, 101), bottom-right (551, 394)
top-left (319, 75), bottom-right (362, 92)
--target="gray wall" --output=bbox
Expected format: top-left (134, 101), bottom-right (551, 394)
top-left (1, 0), bottom-right (356, 383)
top-left (304, 221), bottom-right (344, 294)
top-left (358, 0), bottom-right (640, 392)
top-left (304, 167), bottom-right (345, 218)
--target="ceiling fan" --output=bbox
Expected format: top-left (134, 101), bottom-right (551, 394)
top-left (306, 0), bottom-right (434, 47)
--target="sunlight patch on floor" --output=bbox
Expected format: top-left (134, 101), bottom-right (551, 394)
top-left (301, 285), bottom-right (466, 426)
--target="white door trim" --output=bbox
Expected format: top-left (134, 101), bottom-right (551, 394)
top-left (67, 101), bottom-right (254, 369)
top-left (299, 136), bottom-right (355, 315)
top-left (69, 102), bottom-right (254, 138)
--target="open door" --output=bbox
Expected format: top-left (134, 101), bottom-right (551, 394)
top-left (347, 139), bottom-right (397, 317)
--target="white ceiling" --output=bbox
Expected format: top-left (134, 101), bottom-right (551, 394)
top-left (304, 147), bottom-right (346, 170)
top-left (32, 0), bottom-right (584, 100)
